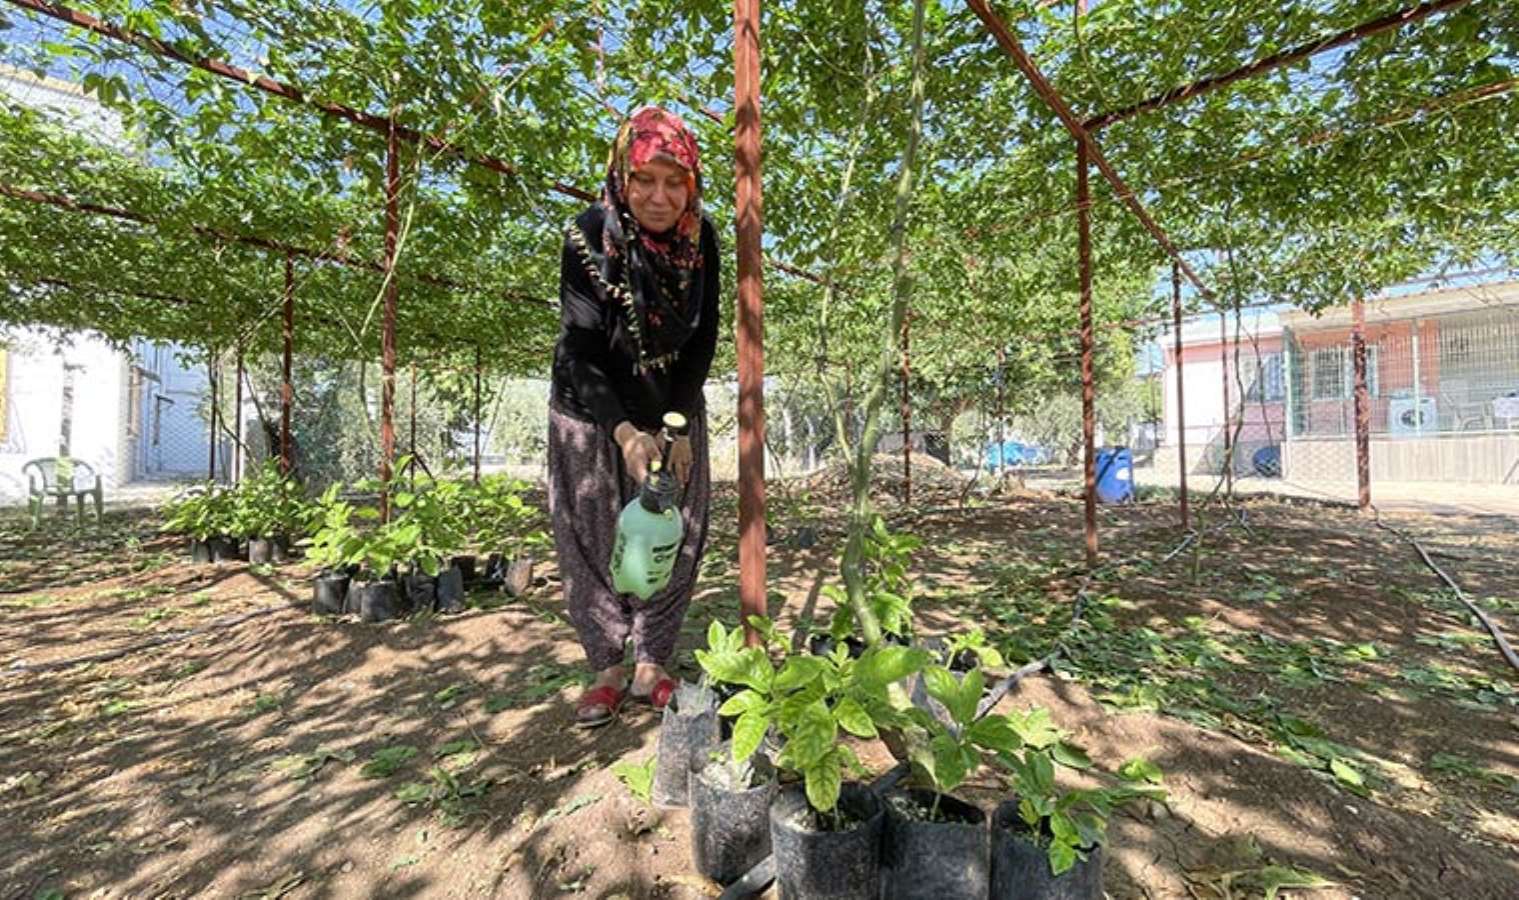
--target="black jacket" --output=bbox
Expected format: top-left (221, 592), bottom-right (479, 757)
top-left (551, 206), bottom-right (720, 430)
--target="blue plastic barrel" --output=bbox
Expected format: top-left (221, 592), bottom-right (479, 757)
top-left (1094, 447), bottom-right (1133, 504)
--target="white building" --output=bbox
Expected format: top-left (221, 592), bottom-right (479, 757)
top-left (1, 67), bottom-right (217, 504)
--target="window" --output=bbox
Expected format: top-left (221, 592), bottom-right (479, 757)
top-left (1310, 344), bottom-right (1379, 400)
top-left (1312, 347), bottom-right (1342, 399)
top-left (1245, 353), bottom-right (1285, 402)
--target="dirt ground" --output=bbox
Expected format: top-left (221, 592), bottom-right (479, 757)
top-left (2, 482), bottom-right (1516, 899)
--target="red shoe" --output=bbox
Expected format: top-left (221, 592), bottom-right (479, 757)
top-left (574, 683), bottom-right (624, 728)
top-left (632, 677), bottom-right (678, 710)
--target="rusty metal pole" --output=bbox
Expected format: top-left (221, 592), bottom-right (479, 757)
top-left (1077, 140), bottom-right (1098, 569)
top-left (233, 344), bottom-right (244, 484)
top-left (281, 253), bottom-right (294, 475)
top-left (1219, 309), bottom-right (1233, 497)
top-left (995, 346), bottom-right (1006, 480)
top-left (1352, 298), bottom-right (1372, 512)
top-left (409, 363), bottom-right (418, 491)
top-left (734, 0), bottom-right (767, 645)
top-left (207, 352), bottom-right (218, 482)
top-left (473, 345), bottom-right (483, 485)
top-left (901, 310), bottom-right (911, 505)
top-left (379, 114), bottom-right (400, 522)
top-left (1171, 262), bottom-right (1189, 529)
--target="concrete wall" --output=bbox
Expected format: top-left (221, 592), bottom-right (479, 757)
top-left (1284, 433), bottom-right (1519, 484)
top-left (0, 328), bottom-right (132, 503)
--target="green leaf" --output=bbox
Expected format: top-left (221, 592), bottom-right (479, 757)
top-left (966, 715), bottom-right (1021, 753)
top-left (921, 666), bottom-right (961, 711)
top-left (856, 645), bottom-right (929, 688)
top-left (1008, 707), bottom-right (1061, 749)
top-left (1052, 741), bottom-right (1092, 770)
top-left (1047, 838), bottom-right (1078, 876)
top-left (929, 733), bottom-right (969, 793)
top-left (611, 756), bottom-right (656, 805)
top-left (1329, 757), bottom-right (1364, 788)
top-left (803, 750), bottom-right (843, 813)
top-left (786, 700), bottom-right (838, 768)
top-left (1117, 757), bottom-right (1164, 784)
top-left (731, 710), bottom-right (769, 763)
top-left (718, 689), bottom-right (765, 717)
top-left (436, 739), bottom-right (478, 759)
top-left (834, 697), bottom-right (877, 739)
top-left (394, 782), bottom-right (432, 804)
top-left (702, 648), bottom-right (773, 693)
top-left (955, 667), bottom-right (985, 725)
top-left (361, 745), bottom-right (418, 779)
top-left (774, 655), bottom-right (827, 692)
top-left (1261, 865), bottom-right (1336, 899)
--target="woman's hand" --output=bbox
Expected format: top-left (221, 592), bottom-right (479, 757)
top-left (667, 434), bottom-right (693, 486)
top-left (614, 421), bottom-right (661, 483)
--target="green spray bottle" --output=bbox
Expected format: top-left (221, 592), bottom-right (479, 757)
top-left (610, 412), bottom-right (688, 601)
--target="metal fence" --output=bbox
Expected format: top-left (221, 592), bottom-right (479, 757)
top-left (1149, 288), bottom-right (1519, 496)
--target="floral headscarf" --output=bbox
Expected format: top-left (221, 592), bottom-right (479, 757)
top-left (567, 106), bottom-right (706, 373)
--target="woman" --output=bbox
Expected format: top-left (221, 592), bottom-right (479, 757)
top-left (547, 106), bottom-right (719, 727)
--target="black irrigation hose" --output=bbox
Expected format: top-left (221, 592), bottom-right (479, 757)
top-left (1, 603), bottom-right (295, 678)
top-left (1374, 514), bottom-right (1519, 674)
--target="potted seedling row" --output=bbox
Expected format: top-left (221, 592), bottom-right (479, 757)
top-left (161, 485), bottom-right (240, 563)
top-left (692, 614), bottom-right (1163, 900)
top-left (695, 618), bottom-right (933, 897)
top-left (466, 474), bottom-right (549, 598)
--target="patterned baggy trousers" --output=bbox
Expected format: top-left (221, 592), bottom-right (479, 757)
top-left (546, 403), bottom-right (711, 670)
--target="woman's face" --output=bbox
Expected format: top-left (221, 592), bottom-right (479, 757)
top-left (625, 157), bottom-right (690, 233)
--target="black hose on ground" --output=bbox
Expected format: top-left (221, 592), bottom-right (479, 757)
top-left (1374, 513), bottom-right (1519, 674)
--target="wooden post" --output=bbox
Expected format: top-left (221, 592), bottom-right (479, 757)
top-left (1172, 262), bottom-right (1189, 529)
top-left (733, 0), bottom-right (767, 645)
top-left (379, 113), bottom-right (400, 522)
top-left (1076, 140), bottom-right (1097, 568)
top-left (1352, 298), bottom-right (1372, 511)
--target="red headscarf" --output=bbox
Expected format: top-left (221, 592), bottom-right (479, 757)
top-left (591, 106), bottom-right (706, 371)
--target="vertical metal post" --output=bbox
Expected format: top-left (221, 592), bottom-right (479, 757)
top-left (409, 363), bottom-right (418, 491)
top-left (1076, 139), bottom-right (1097, 569)
top-left (1411, 318), bottom-right (1422, 436)
top-left (1352, 298), bottom-right (1372, 511)
top-left (234, 344), bottom-right (244, 483)
top-left (281, 253), bottom-right (294, 475)
top-left (995, 345), bottom-right (1006, 479)
top-left (379, 113), bottom-right (400, 522)
top-left (473, 345), bottom-right (483, 485)
top-left (733, 0), bottom-right (767, 644)
top-left (1218, 309), bottom-right (1233, 496)
top-left (1283, 329), bottom-right (1295, 440)
top-left (207, 352), bottom-right (218, 481)
top-left (1171, 262), bottom-right (1189, 529)
top-left (900, 309), bottom-right (911, 505)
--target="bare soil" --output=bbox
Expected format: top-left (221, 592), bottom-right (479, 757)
top-left (2, 489), bottom-right (1516, 899)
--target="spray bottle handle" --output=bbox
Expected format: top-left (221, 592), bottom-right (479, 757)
top-left (658, 411), bottom-right (689, 470)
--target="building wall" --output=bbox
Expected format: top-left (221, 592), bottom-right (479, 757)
top-left (0, 328), bottom-right (132, 503)
top-left (1288, 319), bottom-right (1440, 435)
top-left (1161, 334), bottom-right (1286, 474)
